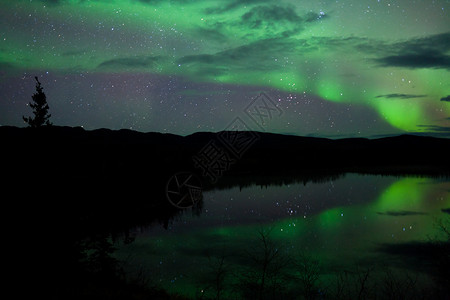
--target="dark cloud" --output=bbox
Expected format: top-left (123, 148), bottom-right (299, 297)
top-left (42, 0), bottom-right (193, 5)
top-left (204, 4), bottom-right (332, 42)
top-left (308, 36), bottom-right (370, 53)
top-left (412, 124), bottom-right (450, 138)
top-left (354, 40), bottom-right (387, 54)
top-left (204, 1), bottom-right (330, 40)
top-left (41, 0), bottom-right (172, 5)
top-left (179, 54), bottom-right (216, 65)
top-left (135, 0), bottom-right (159, 3)
top-left (202, 5), bottom-right (332, 42)
top-left (416, 125), bottom-right (450, 132)
top-left (205, 0), bottom-right (271, 14)
top-left (440, 95), bottom-right (450, 102)
top-left (39, 0), bottom-right (63, 4)
top-left (241, 5), bottom-right (302, 25)
top-left (336, 32), bottom-right (450, 70)
top-left (304, 11), bottom-right (328, 22)
top-left (194, 27), bottom-right (228, 43)
top-left (375, 94), bottom-right (427, 99)
top-left (374, 32), bottom-right (450, 69)
top-left (97, 56), bottom-right (163, 70)
top-left (375, 52), bottom-right (450, 69)
top-left (239, 5), bottom-right (304, 37)
top-left (177, 37), bottom-right (306, 72)
top-left (399, 32), bottom-right (450, 51)
top-left (377, 210), bottom-right (427, 217)
top-left (135, 0), bottom-right (191, 4)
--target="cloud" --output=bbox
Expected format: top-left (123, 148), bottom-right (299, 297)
top-left (375, 94), bottom-right (427, 99)
top-left (377, 210), bottom-right (427, 217)
top-left (135, 0), bottom-right (162, 3)
top-left (39, 0), bottom-right (63, 4)
top-left (41, 0), bottom-right (195, 6)
top-left (136, 0), bottom-right (193, 4)
top-left (179, 37), bottom-right (297, 65)
top-left (416, 125), bottom-right (450, 132)
top-left (413, 124), bottom-right (450, 137)
top-left (375, 52), bottom-right (450, 69)
top-left (194, 27), bottom-right (228, 43)
top-left (304, 11), bottom-right (328, 22)
top-left (239, 5), bottom-right (304, 38)
top-left (440, 95), bottom-right (450, 102)
top-left (373, 32), bottom-right (450, 69)
top-left (241, 5), bottom-right (302, 26)
top-left (203, 4), bottom-right (331, 41)
top-left (205, 0), bottom-right (271, 14)
top-left (97, 56), bottom-right (164, 70)
top-left (177, 37), bottom-right (306, 73)
top-left (399, 31), bottom-right (450, 50)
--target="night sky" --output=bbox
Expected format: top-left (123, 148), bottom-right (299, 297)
top-left (1, 0), bottom-right (449, 137)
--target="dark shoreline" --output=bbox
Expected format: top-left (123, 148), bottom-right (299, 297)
top-left (3, 125), bottom-right (449, 177)
top-left (3, 125), bottom-right (449, 230)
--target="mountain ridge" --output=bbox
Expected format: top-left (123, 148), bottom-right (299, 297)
top-left (2, 124), bottom-right (446, 142)
top-left (2, 125), bottom-right (449, 183)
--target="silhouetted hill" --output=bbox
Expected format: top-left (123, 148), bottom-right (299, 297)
top-left (2, 125), bottom-right (449, 223)
top-left (3, 126), bottom-right (447, 241)
top-left (2, 125), bottom-right (449, 214)
top-left (2, 126), bottom-right (449, 182)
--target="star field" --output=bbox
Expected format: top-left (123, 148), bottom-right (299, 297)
top-left (0, 0), bottom-right (449, 137)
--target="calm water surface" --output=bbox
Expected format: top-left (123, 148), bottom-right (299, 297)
top-left (115, 174), bottom-right (450, 298)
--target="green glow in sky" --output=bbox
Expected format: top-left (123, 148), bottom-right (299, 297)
top-left (115, 176), bottom-right (450, 298)
top-left (0, 0), bottom-right (449, 135)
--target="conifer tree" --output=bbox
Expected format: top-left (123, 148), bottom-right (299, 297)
top-left (23, 76), bottom-right (52, 127)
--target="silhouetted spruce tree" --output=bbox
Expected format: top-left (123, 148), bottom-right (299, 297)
top-left (23, 76), bottom-right (52, 127)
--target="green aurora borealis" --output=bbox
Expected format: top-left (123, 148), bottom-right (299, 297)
top-left (115, 175), bottom-right (450, 297)
top-left (2, 2), bottom-right (450, 298)
top-left (0, 0), bottom-right (449, 136)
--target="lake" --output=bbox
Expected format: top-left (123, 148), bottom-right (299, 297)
top-left (115, 173), bottom-right (450, 299)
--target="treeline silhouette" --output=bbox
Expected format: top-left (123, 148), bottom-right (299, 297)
top-left (3, 125), bottom-right (448, 233)
top-left (3, 125), bottom-right (449, 182)
top-left (2, 125), bottom-right (449, 299)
